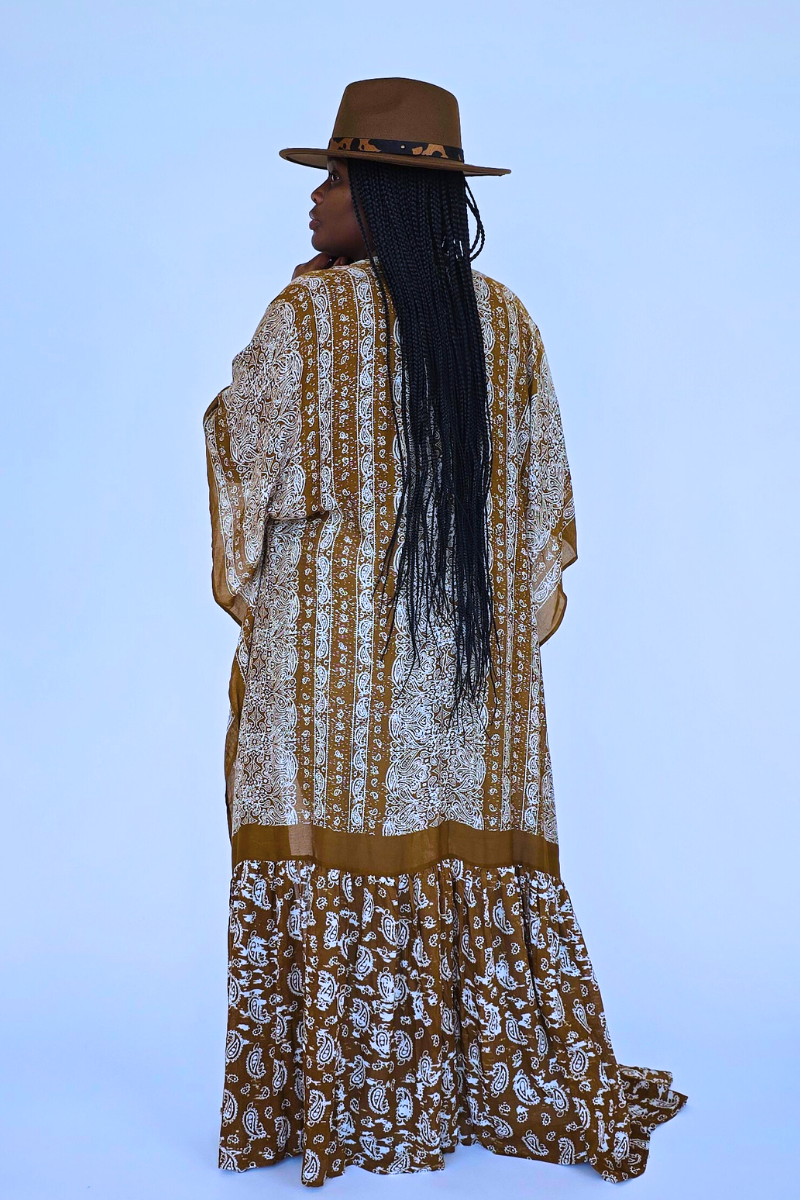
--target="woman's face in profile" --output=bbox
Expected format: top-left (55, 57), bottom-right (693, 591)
top-left (309, 158), bottom-right (365, 261)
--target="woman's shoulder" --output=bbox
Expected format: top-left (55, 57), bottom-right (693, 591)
top-left (265, 270), bottom-right (336, 312)
top-left (274, 261), bottom-right (373, 300)
top-left (257, 262), bottom-right (376, 324)
top-left (471, 269), bottom-right (542, 347)
top-left (242, 266), bottom-right (356, 348)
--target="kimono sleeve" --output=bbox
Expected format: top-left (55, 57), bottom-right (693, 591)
top-left (518, 317), bottom-right (578, 645)
top-left (203, 293), bottom-right (304, 624)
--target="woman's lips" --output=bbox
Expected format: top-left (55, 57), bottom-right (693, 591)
top-left (309, 218), bottom-right (321, 229)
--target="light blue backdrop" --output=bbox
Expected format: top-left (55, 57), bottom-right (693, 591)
top-left (1, 1), bottom-right (797, 1196)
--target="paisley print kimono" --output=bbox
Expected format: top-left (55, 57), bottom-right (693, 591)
top-left (203, 260), bottom-right (686, 1187)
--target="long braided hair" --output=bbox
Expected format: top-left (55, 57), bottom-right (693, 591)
top-left (347, 158), bottom-right (500, 728)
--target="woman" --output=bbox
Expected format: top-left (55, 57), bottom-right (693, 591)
top-left (204, 77), bottom-right (686, 1188)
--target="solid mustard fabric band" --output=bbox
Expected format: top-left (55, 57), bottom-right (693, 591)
top-left (231, 819), bottom-right (561, 879)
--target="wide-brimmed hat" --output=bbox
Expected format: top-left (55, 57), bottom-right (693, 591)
top-left (279, 77), bottom-right (510, 178)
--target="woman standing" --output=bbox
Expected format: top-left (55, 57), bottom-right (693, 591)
top-left (203, 76), bottom-right (686, 1188)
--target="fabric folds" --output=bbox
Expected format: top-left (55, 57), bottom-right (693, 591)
top-left (219, 857), bottom-right (686, 1187)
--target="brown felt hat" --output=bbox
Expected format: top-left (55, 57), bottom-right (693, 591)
top-left (279, 77), bottom-right (510, 177)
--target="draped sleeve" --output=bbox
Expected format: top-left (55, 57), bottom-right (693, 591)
top-left (203, 292), bottom-right (304, 625)
top-left (517, 312), bottom-right (578, 646)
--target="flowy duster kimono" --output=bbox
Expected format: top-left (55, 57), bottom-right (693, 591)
top-left (203, 259), bottom-right (687, 1187)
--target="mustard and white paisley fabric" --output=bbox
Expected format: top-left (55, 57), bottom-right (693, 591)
top-left (204, 261), bottom-right (686, 1187)
top-left (220, 860), bottom-right (684, 1184)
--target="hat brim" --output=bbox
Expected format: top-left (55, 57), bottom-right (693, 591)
top-left (279, 147), bottom-right (510, 177)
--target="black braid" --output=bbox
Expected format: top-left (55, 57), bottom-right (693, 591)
top-left (348, 159), bottom-right (501, 730)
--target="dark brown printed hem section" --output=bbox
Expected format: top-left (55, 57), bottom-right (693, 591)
top-left (328, 136), bottom-right (465, 162)
top-left (231, 819), bottom-right (561, 878)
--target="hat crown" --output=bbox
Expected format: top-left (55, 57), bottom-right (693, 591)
top-left (331, 77), bottom-right (462, 149)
